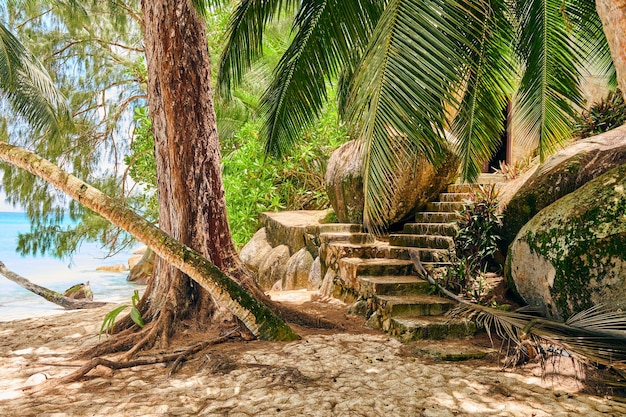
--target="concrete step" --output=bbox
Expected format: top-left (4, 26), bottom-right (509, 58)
top-left (403, 222), bottom-right (458, 237)
top-left (326, 242), bottom-right (454, 263)
top-left (358, 275), bottom-right (431, 297)
top-left (319, 232), bottom-right (374, 245)
top-left (388, 234), bottom-right (455, 250)
top-left (389, 316), bottom-right (477, 342)
top-left (438, 192), bottom-right (471, 202)
top-left (374, 294), bottom-right (455, 317)
top-left (319, 223), bottom-right (363, 233)
top-left (425, 201), bottom-right (465, 212)
top-left (415, 212), bottom-right (460, 223)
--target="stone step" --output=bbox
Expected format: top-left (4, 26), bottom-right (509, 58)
top-left (425, 201), bottom-right (465, 212)
top-left (415, 212), bottom-right (460, 223)
top-left (403, 222), bottom-right (458, 237)
top-left (319, 232), bottom-right (374, 245)
top-left (318, 223), bottom-right (363, 233)
top-left (476, 173), bottom-right (506, 184)
top-left (326, 242), bottom-right (454, 264)
top-left (358, 275), bottom-right (431, 297)
top-left (389, 316), bottom-right (477, 342)
top-left (438, 192), bottom-right (471, 202)
top-left (374, 294), bottom-right (455, 317)
top-left (338, 258), bottom-right (415, 290)
top-left (446, 183), bottom-right (479, 193)
top-left (388, 234), bottom-right (455, 250)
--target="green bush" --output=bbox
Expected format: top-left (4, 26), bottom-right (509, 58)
top-left (575, 89), bottom-right (626, 139)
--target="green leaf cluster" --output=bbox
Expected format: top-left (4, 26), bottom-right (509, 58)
top-left (99, 289), bottom-right (144, 338)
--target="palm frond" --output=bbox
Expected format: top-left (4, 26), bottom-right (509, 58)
top-left (565, 0), bottom-right (617, 91)
top-left (218, 0), bottom-right (300, 98)
top-left (452, 0), bottom-right (515, 182)
top-left (260, 0), bottom-right (382, 156)
top-left (513, 0), bottom-right (584, 160)
top-left (0, 23), bottom-right (67, 134)
top-left (410, 251), bottom-right (626, 369)
top-left (348, 0), bottom-right (476, 231)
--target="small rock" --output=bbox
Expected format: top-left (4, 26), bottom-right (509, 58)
top-left (24, 373), bottom-right (49, 386)
top-left (132, 246), bottom-right (148, 255)
top-left (257, 245), bottom-right (290, 290)
top-left (96, 264), bottom-right (128, 273)
top-left (64, 282), bottom-right (93, 301)
top-left (240, 228), bottom-right (272, 273)
top-left (283, 248), bottom-right (314, 290)
top-left (308, 257), bottom-right (322, 290)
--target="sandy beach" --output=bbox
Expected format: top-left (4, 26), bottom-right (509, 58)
top-left (1, 291), bottom-right (625, 417)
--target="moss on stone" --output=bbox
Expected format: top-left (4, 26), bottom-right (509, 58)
top-left (512, 164), bottom-right (626, 319)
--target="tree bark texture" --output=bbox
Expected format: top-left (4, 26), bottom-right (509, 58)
top-left (0, 142), bottom-right (298, 341)
top-left (139, 0), bottom-right (258, 328)
top-left (597, 0), bottom-right (626, 101)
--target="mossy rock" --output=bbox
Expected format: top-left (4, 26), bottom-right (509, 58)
top-left (501, 124), bottom-right (626, 254)
top-left (506, 163), bottom-right (626, 320)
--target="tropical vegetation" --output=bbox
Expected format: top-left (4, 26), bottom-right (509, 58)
top-left (218, 0), bottom-right (617, 229)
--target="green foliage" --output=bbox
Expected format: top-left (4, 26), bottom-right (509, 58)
top-left (223, 105), bottom-right (347, 247)
top-left (575, 89), bottom-right (626, 139)
top-left (99, 290), bottom-right (144, 338)
top-left (440, 185), bottom-right (503, 303)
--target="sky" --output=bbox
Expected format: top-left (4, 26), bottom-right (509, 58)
top-left (0, 193), bottom-right (21, 212)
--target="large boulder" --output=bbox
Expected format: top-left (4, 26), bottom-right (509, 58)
top-left (325, 139), bottom-right (459, 226)
top-left (257, 245), bottom-right (290, 290)
top-left (127, 247), bottom-right (155, 285)
top-left (506, 164), bottom-right (626, 320)
top-left (325, 140), bottom-right (365, 223)
top-left (283, 248), bottom-right (314, 290)
top-left (501, 125), bottom-right (626, 252)
top-left (239, 228), bottom-right (273, 273)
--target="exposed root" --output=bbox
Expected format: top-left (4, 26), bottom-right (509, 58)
top-left (58, 333), bottom-right (234, 384)
top-left (168, 328), bottom-right (239, 377)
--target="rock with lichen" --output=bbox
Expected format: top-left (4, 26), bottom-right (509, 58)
top-left (506, 163), bottom-right (626, 320)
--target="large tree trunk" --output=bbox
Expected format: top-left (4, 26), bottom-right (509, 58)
top-left (0, 142), bottom-right (298, 343)
top-left (597, 0), bottom-right (626, 101)
top-left (134, 0), bottom-right (271, 346)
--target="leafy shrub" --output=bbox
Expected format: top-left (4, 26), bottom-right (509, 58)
top-left (439, 185), bottom-right (503, 303)
top-left (575, 89), bottom-right (626, 139)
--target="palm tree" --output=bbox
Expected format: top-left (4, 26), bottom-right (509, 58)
top-left (218, 0), bottom-right (616, 230)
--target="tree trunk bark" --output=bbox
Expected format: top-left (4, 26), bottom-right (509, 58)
top-left (0, 142), bottom-right (298, 342)
top-left (133, 0), bottom-right (276, 344)
top-left (597, 0), bottom-right (626, 100)
top-left (0, 260), bottom-right (108, 310)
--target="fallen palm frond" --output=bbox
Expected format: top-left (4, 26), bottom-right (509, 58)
top-left (410, 250), bottom-right (626, 370)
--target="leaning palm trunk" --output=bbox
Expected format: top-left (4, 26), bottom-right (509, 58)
top-left (410, 251), bottom-right (626, 369)
top-left (596, 0), bottom-right (626, 101)
top-left (0, 261), bottom-right (107, 310)
top-left (0, 142), bottom-right (298, 342)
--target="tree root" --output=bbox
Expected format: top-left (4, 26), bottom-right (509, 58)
top-left (59, 333), bottom-right (234, 383)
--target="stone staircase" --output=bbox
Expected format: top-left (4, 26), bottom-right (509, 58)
top-left (321, 174), bottom-right (505, 343)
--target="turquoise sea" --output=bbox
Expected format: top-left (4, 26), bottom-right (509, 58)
top-left (0, 212), bottom-right (144, 321)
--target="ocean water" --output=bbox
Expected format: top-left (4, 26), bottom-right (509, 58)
top-left (0, 212), bottom-right (144, 321)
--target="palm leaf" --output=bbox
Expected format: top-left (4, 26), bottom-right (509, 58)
top-left (410, 251), bottom-right (626, 369)
top-left (218, 0), bottom-right (300, 98)
top-left (260, 0), bottom-right (382, 156)
top-left (565, 0), bottom-right (617, 91)
top-left (0, 23), bottom-right (67, 134)
top-left (348, 0), bottom-right (476, 231)
top-left (452, 0), bottom-right (515, 182)
top-left (513, 0), bottom-right (584, 160)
